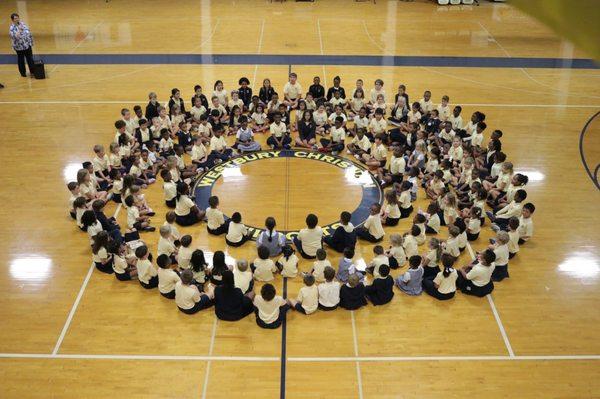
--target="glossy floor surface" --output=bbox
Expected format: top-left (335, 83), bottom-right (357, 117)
top-left (0, 0), bottom-right (599, 398)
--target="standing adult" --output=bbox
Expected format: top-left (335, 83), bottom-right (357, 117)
top-left (9, 13), bottom-right (34, 78)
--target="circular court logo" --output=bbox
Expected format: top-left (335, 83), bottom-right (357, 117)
top-left (193, 150), bottom-right (383, 240)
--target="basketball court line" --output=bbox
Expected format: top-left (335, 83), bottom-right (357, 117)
top-left (316, 19), bottom-right (328, 83)
top-left (200, 318), bottom-right (218, 399)
top-left (362, 21), bottom-right (386, 53)
top-left (280, 277), bottom-right (289, 399)
top-left (52, 202), bottom-right (122, 355)
top-left (350, 311), bottom-right (365, 399)
top-left (0, 101), bottom-right (597, 108)
top-left (579, 110), bottom-right (600, 191)
top-left (51, 263), bottom-right (95, 355)
top-left (49, 21), bottom-right (104, 75)
top-left (0, 53), bottom-right (596, 68)
top-left (113, 203), bottom-right (122, 218)
top-left (251, 19), bottom-right (266, 92)
top-left (0, 353), bottom-right (598, 361)
top-left (477, 20), bottom-right (574, 96)
top-left (466, 240), bottom-right (515, 357)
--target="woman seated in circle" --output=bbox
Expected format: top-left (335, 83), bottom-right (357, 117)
top-left (174, 182), bottom-right (205, 226)
top-left (213, 270), bottom-right (254, 321)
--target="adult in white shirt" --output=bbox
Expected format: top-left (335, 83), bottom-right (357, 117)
top-left (253, 283), bottom-right (289, 329)
top-left (457, 249), bottom-right (496, 297)
top-left (293, 214), bottom-right (323, 259)
top-left (422, 254), bottom-right (458, 301)
top-left (176, 270), bottom-right (213, 314)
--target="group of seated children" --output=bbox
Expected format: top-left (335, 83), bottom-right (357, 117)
top-left (69, 73), bottom-right (536, 329)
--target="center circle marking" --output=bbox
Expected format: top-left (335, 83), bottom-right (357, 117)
top-left (192, 150), bottom-right (383, 240)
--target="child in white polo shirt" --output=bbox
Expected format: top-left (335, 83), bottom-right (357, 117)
top-left (290, 274), bottom-right (319, 315)
top-left (253, 283), bottom-right (289, 329)
top-left (252, 246), bottom-right (279, 282)
top-left (177, 235), bottom-right (194, 269)
top-left (320, 116), bottom-right (345, 155)
top-left (176, 269), bottom-right (213, 315)
top-left (234, 259), bottom-right (254, 294)
top-left (157, 254), bottom-right (180, 299)
top-left (293, 214), bottom-right (324, 259)
top-left (226, 212), bottom-right (251, 247)
top-left (356, 203), bottom-right (385, 243)
top-left (318, 267), bottom-right (341, 311)
top-left (135, 245), bottom-right (158, 289)
top-left (490, 231), bottom-right (510, 282)
top-left (157, 224), bottom-right (177, 262)
top-left (361, 133), bottom-right (388, 173)
top-left (283, 72), bottom-right (302, 109)
top-left (277, 245), bottom-right (299, 278)
top-left (518, 203), bottom-right (535, 244)
top-left (206, 195), bottom-right (229, 235)
top-left (366, 245), bottom-right (390, 278)
top-left (312, 249), bottom-right (332, 283)
top-left (267, 112), bottom-right (291, 150)
top-left (346, 128), bottom-right (371, 157)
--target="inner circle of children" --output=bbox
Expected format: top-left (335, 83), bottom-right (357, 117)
top-left (69, 73), bottom-right (536, 329)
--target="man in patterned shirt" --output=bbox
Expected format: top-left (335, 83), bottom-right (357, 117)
top-left (9, 13), bottom-right (34, 78)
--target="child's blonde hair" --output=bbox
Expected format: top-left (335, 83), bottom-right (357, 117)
top-left (502, 162), bottom-right (514, 173)
top-left (429, 238), bottom-right (443, 262)
top-left (236, 259), bottom-right (249, 272)
top-left (448, 226), bottom-right (460, 237)
top-left (390, 233), bottom-right (403, 247)
top-left (76, 168), bottom-right (89, 183)
top-left (167, 156), bottom-right (177, 168)
top-left (444, 193), bottom-right (457, 208)
top-left (348, 273), bottom-right (360, 288)
top-left (496, 231), bottom-right (510, 244)
top-left (159, 224), bottom-right (171, 237)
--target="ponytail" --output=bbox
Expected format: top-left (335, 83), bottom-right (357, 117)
top-left (431, 238), bottom-right (442, 263)
top-left (265, 217), bottom-right (276, 243)
top-left (443, 266), bottom-right (453, 278)
top-left (267, 227), bottom-right (274, 242)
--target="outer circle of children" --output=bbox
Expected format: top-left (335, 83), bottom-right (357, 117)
top-left (70, 73), bottom-right (536, 328)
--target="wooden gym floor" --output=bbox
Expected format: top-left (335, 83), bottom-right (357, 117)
top-left (0, 0), bottom-right (599, 398)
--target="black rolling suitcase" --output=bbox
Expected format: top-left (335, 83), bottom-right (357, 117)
top-left (32, 59), bottom-right (46, 79)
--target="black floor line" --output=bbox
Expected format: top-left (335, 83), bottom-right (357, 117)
top-left (280, 277), bottom-right (288, 399)
top-left (579, 110), bottom-right (600, 191)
